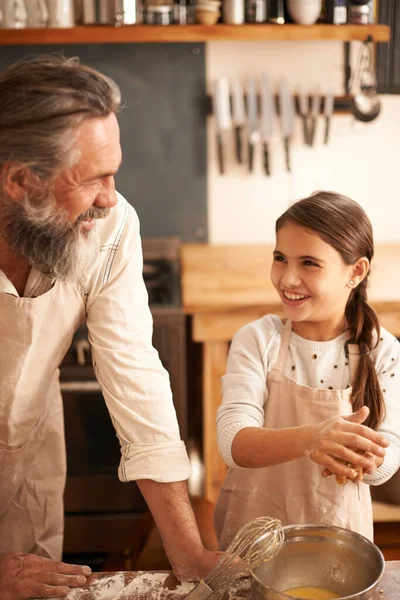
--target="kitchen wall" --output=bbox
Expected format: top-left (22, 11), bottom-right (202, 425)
top-left (206, 41), bottom-right (400, 244)
top-left (0, 43), bottom-right (208, 243)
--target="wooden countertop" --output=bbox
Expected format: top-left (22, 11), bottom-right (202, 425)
top-left (65, 566), bottom-right (400, 599)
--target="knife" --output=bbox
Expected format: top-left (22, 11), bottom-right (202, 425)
top-left (247, 78), bottom-right (260, 173)
top-left (323, 89), bottom-right (334, 145)
top-left (278, 79), bottom-right (295, 173)
top-left (298, 87), bottom-right (310, 146)
top-left (309, 89), bottom-right (320, 146)
top-left (214, 78), bottom-right (232, 175)
top-left (232, 78), bottom-right (246, 164)
top-left (260, 73), bottom-right (275, 177)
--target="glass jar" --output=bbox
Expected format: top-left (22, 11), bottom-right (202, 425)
top-left (325, 0), bottom-right (347, 24)
top-left (173, 0), bottom-right (195, 24)
top-left (145, 5), bottom-right (173, 23)
top-left (246, 0), bottom-right (267, 23)
top-left (348, 5), bottom-right (370, 24)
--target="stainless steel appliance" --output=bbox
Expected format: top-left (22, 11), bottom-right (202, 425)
top-left (61, 237), bottom-right (187, 559)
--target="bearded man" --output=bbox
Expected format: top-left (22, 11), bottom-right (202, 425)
top-left (0, 55), bottom-right (219, 600)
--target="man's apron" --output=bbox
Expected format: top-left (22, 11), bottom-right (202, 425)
top-left (215, 320), bottom-right (373, 550)
top-left (0, 281), bottom-right (85, 559)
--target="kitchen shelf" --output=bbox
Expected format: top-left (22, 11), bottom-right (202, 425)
top-left (0, 24), bottom-right (390, 45)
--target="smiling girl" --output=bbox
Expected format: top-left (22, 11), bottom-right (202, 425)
top-left (214, 191), bottom-right (400, 549)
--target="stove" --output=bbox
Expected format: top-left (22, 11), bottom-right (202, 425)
top-left (141, 236), bottom-right (181, 307)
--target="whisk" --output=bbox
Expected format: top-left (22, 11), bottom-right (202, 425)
top-left (184, 516), bottom-right (284, 600)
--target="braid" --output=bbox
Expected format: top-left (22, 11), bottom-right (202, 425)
top-left (345, 281), bottom-right (386, 429)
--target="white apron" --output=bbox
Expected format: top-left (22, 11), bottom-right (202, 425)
top-left (0, 281), bottom-right (85, 559)
top-left (215, 320), bottom-right (373, 550)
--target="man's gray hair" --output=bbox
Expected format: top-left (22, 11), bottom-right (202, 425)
top-left (0, 54), bottom-right (121, 180)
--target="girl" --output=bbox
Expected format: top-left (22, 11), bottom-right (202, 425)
top-left (215, 191), bottom-right (400, 549)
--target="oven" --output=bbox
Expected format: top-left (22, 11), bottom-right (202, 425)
top-left (60, 237), bottom-right (187, 559)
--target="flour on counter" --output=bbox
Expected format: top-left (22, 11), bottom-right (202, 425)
top-left (121, 572), bottom-right (195, 600)
top-left (65, 573), bottom-right (126, 600)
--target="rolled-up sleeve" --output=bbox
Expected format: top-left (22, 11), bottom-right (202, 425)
top-left (85, 203), bottom-right (191, 483)
top-left (217, 323), bottom-right (269, 468)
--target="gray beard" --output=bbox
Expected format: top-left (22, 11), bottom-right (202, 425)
top-left (0, 195), bottom-right (109, 282)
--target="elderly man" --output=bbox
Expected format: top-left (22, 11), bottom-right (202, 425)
top-left (0, 56), bottom-right (219, 600)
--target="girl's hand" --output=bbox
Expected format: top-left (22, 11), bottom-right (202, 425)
top-left (305, 406), bottom-right (389, 481)
top-left (322, 450), bottom-right (384, 485)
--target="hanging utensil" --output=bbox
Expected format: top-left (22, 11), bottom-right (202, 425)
top-left (323, 88), bottom-right (334, 145)
top-left (214, 78), bottom-right (232, 175)
top-left (351, 38), bottom-right (381, 122)
top-left (260, 73), bottom-right (275, 176)
top-left (298, 87), bottom-right (310, 146)
top-left (232, 78), bottom-right (246, 164)
top-left (247, 78), bottom-right (260, 173)
top-left (308, 88), bottom-right (320, 146)
top-left (184, 516), bottom-right (284, 600)
top-left (279, 79), bottom-right (295, 173)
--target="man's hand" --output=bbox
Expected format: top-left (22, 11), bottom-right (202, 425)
top-left (172, 548), bottom-right (223, 582)
top-left (138, 480), bottom-right (222, 583)
top-left (0, 553), bottom-right (91, 600)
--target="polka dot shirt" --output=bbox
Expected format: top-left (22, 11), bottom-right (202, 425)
top-left (218, 314), bottom-right (400, 482)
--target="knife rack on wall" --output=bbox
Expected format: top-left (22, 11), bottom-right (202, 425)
top-left (206, 94), bottom-right (354, 117)
top-left (208, 91), bottom-right (356, 176)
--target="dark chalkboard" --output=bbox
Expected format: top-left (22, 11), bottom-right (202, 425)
top-left (377, 0), bottom-right (400, 94)
top-left (0, 43), bottom-right (207, 241)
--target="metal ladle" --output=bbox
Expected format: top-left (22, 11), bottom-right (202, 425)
top-left (351, 38), bottom-right (381, 122)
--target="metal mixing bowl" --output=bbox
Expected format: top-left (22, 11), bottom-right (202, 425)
top-left (251, 524), bottom-right (385, 600)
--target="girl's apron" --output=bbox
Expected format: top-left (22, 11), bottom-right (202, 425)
top-left (0, 281), bottom-right (85, 559)
top-left (215, 320), bottom-right (373, 550)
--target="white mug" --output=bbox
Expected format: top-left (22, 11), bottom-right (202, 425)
top-left (287, 0), bottom-right (322, 26)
